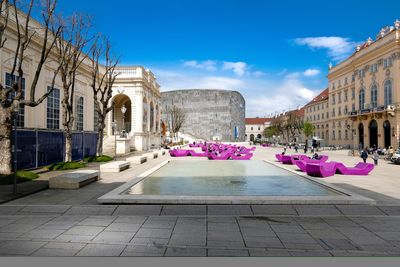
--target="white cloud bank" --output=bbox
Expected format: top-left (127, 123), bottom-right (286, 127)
top-left (294, 36), bottom-right (356, 62)
top-left (303, 68), bottom-right (321, 77)
top-left (183, 60), bottom-right (217, 71)
top-left (222, 61), bottom-right (248, 76)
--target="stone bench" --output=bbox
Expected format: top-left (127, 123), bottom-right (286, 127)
top-left (126, 155), bottom-right (147, 164)
top-left (157, 150), bottom-right (166, 156)
top-left (144, 152), bottom-right (158, 159)
top-left (100, 161), bottom-right (130, 173)
top-left (49, 170), bottom-right (99, 189)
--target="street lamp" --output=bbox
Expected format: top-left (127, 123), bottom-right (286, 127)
top-left (111, 121), bottom-right (117, 160)
top-left (121, 105), bottom-right (127, 138)
top-left (12, 104), bottom-right (19, 195)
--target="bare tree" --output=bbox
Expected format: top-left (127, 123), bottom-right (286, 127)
top-left (90, 36), bottom-right (119, 156)
top-left (0, 0), bottom-right (62, 175)
top-left (165, 105), bottom-right (186, 139)
top-left (54, 13), bottom-right (91, 162)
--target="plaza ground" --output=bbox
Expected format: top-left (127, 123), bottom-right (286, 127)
top-left (1, 146), bottom-right (400, 257)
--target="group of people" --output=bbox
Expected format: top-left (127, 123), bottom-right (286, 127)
top-left (359, 146), bottom-right (395, 166)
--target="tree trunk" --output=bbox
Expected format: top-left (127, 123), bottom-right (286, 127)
top-left (96, 125), bottom-right (104, 156)
top-left (65, 131), bottom-right (73, 162)
top-left (0, 108), bottom-right (13, 175)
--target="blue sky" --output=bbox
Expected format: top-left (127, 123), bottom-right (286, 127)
top-left (58, 0), bottom-right (400, 117)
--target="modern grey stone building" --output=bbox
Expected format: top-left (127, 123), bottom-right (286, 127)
top-left (161, 89), bottom-right (246, 142)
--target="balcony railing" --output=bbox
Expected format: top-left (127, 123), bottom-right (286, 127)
top-left (348, 104), bottom-right (397, 117)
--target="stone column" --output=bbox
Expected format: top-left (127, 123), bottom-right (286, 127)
top-left (134, 93), bottom-right (143, 133)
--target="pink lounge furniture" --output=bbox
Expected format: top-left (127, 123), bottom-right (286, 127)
top-left (169, 149), bottom-right (191, 157)
top-left (189, 150), bottom-right (209, 157)
top-left (281, 155), bottom-right (295, 165)
top-left (334, 162), bottom-right (374, 175)
top-left (208, 151), bottom-right (233, 160)
top-left (230, 153), bottom-right (254, 160)
top-left (306, 162), bottom-right (337, 178)
top-left (275, 154), bottom-right (284, 162)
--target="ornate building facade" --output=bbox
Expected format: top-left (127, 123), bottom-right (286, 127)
top-left (106, 67), bottom-right (162, 151)
top-left (328, 20), bottom-right (400, 149)
top-left (245, 118), bottom-right (272, 142)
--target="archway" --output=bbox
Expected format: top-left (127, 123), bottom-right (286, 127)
top-left (250, 134), bottom-right (255, 142)
top-left (369, 120), bottom-right (378, 148)
top-left (358, 123), bottom-right (364, 148)
top-left (143, 97), bottom-right (148, 132)
top-left (257, 134), bottom-right (262, 139)
top-left (383, 120), bottom-right (391, 148)
top-left (112, 94), bottom-right (132, 135)
top-left (150, 102), bottom-right (154, 132)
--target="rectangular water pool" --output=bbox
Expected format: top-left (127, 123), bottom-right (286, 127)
top-left (127, 161), bottom-right (340, 196)
top-left (98, 160), bottom-right (375, 204)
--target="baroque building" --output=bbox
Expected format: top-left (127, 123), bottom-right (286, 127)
top-left (245, 118), bottom-right (272, 142)
top-left (328, 20), bottom-right (400, 149)
top-left (304, 88), bottom-right (330, 146)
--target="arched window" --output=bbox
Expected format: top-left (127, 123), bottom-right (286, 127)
top-left (384, 80), bottom-right (393, 106)
top-left (359, 88), bottom-right (365, 110)
top-left (370, 84), bottom-right (378, 108)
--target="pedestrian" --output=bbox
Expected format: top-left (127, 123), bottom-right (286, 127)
top-left (373, 151), bottom-right (379, 166)
top-left (295, 144), bottom-right (298, 153)
top-left (389, 146), bottom-right (394, 158)
top-left (361, 149), bottom-right (369, 163)
top-left (284, 145), bottom-right (287, 154)
top-left (304, 145), bottom-right (308, 154)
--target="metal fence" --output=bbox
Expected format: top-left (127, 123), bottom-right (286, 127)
top-left (12, 129), bottom-right (98, 170)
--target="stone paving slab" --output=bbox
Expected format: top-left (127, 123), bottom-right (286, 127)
top-left (251, 205), bottom-right (298, 216)
top-left (112, 205), bottom-right (162, 216)
top-left (208, 205), bottom-right (253, 216)
top-left (65, 205), bottom-right (117, 216)
top-left (19, 205), bottom-right (71, 214)
top-left (165, 247), bottom-right (206, 257)
top-left (207, 248), bottom-right (249, 257)
top-left (76, 244), bottom-right (126, 256)
top-left (0, 240), bottom-right (47, 256)
top-left (121, 245), bottom-right (166, 257)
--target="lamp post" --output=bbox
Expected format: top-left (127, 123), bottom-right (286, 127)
top-left (111, 121), bottom-right (117, 160)
top-left (121, 105), bottom-right (127, 138)
top-left (12, 104), bottom-right (19, 195)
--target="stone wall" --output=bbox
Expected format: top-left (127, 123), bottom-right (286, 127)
top-left (161, 89), bottom-right (246, 142)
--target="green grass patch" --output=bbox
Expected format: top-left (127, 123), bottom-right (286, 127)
top-left (0, 171), bottom-right (39, 185)
top-left (46, 162), bottom-right (86, 171)
top-left (84, 155), bottom-right (113, 163)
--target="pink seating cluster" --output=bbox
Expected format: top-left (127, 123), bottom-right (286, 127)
top-left (275, 153), bottom-right (374, 178)
top-left (169, 142), bottom-right (256, 160)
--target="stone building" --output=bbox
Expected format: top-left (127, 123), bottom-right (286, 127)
top-left (245, 118), bottom-right (272, 142)
top-left (161, 89), bottom-right (246, 142)
top-left (328, 20), bottom-right (400, 149)
top-left (304, 88), bottom-right (330, 146)
top-left (105, 67), bottom-right (162, 152)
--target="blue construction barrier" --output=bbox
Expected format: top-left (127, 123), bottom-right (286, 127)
top-left (12, 129), bottom-right (98, 170)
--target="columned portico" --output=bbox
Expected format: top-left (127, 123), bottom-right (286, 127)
top-left (105, 66), bottom-right (162, 152)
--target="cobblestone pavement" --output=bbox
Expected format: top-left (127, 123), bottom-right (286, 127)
top-left (1, 146), bottom-right (400, 256)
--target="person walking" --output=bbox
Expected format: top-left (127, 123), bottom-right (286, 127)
top-left (294, 144), bottom-right (299, 153)
top-left (361, 149), bottom-right (369, 163)
top-left (373, 151), bottom-right (379, 166)
top-left (304, 145), bottom-right (308, 154)
top-left (389, 146), bottom-right (394, 158)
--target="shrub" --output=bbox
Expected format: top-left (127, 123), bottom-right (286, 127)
top-left (46, 162), bottom-right (86, 171)
top-left (84, 155), bottom-right (113, 163)
top-left (0, 171), bottom-right (39, 185)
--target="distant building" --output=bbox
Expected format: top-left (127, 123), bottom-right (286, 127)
top-left (245, 118), bottom-right (272, 142)
top-left (161, 89), bottom-right (246, 142)
top-left (304, 88), bottom-right (330, 146)
top-left (328, 20), bottom-right (400, 149)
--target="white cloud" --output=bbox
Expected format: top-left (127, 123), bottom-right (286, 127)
top-left (252, 71), bottom-right (266, 77)
top-left (183, 60), bottom-right (217, 71)
top-left (294, 36), bottom-right (356, 62)
top-left (223, 61), bottom-right (248, 76)
top-left (303, 68), bottom-right (321, 77)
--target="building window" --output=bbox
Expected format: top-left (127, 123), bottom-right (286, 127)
top-left (351, 88), bottom-right (355, 99)
top-left (76, 96), bottom-right (84, 131)
top-left (251, 127), bottom-right (253, 131)
top-left (322, 113), bottom-right (324, 119)
top-left (5, 73), bottom-right (25, 127)
top-left (338, 107), bottom-right (342, 116)
top-left (384, 80), bottom-right (393, 106)
top-left (338, 130), bottom-right (342, 140)
top-left (352, 103), bottom-right (356, 112)
top-left (332, 108), bottom-right (335, 117)
top-left (47, 87), bottom-right (60, 129)
top-left (344, 91), bottom-right (348, 102)
top-left (359, 88), bottom-right (365, 110)
top-left (258, 127), bottom-right (261, 131)
top-left (332, 94), bottom-right (336, 105)
top-left (345, 77), bottom-right (348, 85)
top-left (338, 92), bottom-right (342, 103)
top-left (344, 106), bottom-right (348, 115)
top-left (370, 63), bottom-right (378, 73)
top-left (371, 84), bottom-right (378, 108)
top-left (384, 58), bottom-right (393, 68)
top-left (332, 130), bottom-right (336, 140)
